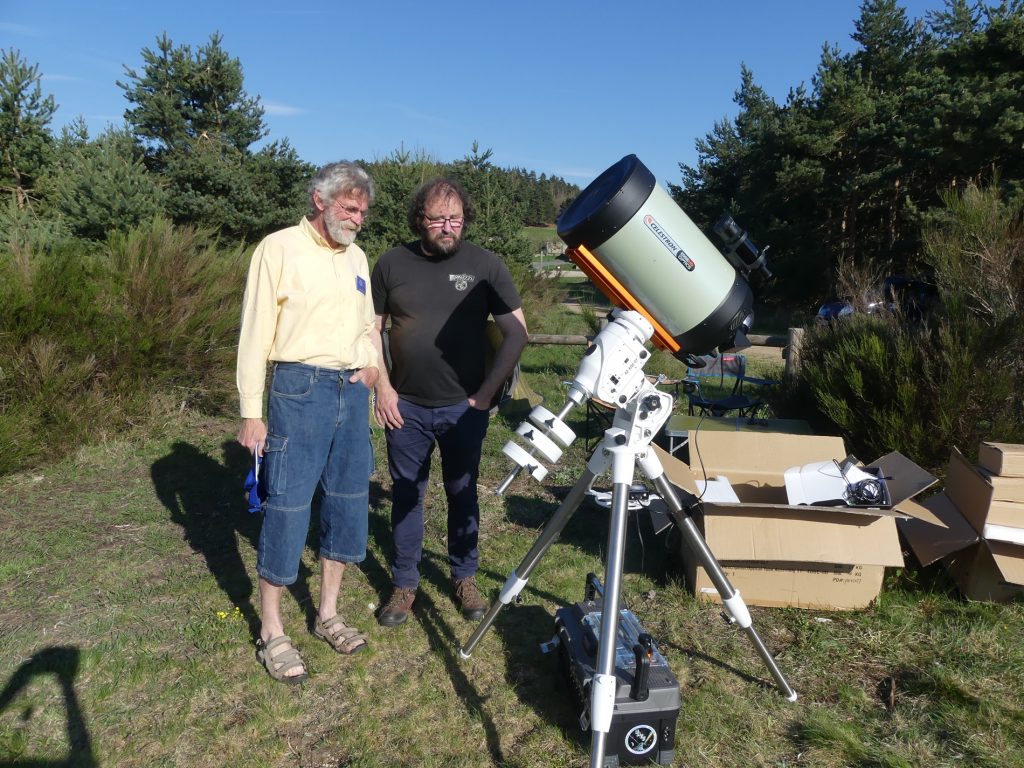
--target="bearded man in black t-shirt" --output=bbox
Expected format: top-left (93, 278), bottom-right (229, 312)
top-left (370, 178), bottom-right (529, 627)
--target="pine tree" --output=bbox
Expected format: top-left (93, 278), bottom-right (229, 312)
top-left (43, 127), bottom-right (166, 240)
top-left (450, 142), bottom-right (533, 271)
top-left (118, 33), bottom-right (310, 241)
top-left (118, 32), bottom-right (265, 168)
top-left (0, 49), bottom-right (56, 208)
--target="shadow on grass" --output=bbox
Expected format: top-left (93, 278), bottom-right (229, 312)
top-left (410, 583), bottom-right (507, 763)
top-left (504, 488), bottom-right (678, 583)
top-left (415, 551), bottom-right (581, 765)
top-left (150, 440), bottom-right (315, 644)
top-left (360, 493), bottom-right (401, 605)
top-left (490, 600), bottom-right (585, 760)
top-left (658, 635), bottom-right (781, 695)
top-left (0, 646), bottom-right (96, 767)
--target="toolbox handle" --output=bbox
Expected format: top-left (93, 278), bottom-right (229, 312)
top-left (630, 634), bottom-right (653, 701)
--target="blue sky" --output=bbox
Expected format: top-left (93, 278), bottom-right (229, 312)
top-left (4, 0), bottom-right (949, 188)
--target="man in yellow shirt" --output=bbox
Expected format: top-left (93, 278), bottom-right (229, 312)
top-left (237, 161), bottom-right (380, 683)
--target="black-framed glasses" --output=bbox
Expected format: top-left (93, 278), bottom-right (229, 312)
top-left (423, 214), bottom-right (465, 229)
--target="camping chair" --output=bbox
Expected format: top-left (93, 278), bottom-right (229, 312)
top-left (584, 396), bottom-right (617, 452)
top-left (684, 353), bottom-right (774, 418)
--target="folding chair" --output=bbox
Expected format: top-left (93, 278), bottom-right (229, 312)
top-left (684, 353), bottom-right (774, 418)
top-left (584, 396), bottom-right (617, 451)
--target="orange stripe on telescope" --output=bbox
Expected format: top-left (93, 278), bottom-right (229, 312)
top-left (568, 245), bottom-right (681, 354)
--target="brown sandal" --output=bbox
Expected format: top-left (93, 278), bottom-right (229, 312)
top-left (256, 635), bottom-right (308, 684)
top-left (314, 614), bottom-right (369, 655)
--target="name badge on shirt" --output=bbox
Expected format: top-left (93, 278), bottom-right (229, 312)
top-left (356, 276), bottom-right (366, 294)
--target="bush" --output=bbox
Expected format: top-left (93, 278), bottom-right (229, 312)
top-left (782, 316), bottom-right (936, 469)
top-left (0, 218), bottom-right (247, 475)
top-left (103, 218), bottom-right (247, 411)
top-left (515, 268), bottom-right (572, 334)
top-left (782, 183), bottom-right (1024, 473)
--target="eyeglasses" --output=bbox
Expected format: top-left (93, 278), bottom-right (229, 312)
top-left (333, 201), bottom-right (370, 221)
top-left (423, 214), bottom-right (465, 229)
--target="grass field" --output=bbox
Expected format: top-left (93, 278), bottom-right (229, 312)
top-left (523, 226), bottom-right (561, 254)
top-left (2, 340), bottom-right (1023, 767)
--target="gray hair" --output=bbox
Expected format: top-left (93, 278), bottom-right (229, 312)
top-left (309, 161), bottom-right (376, 213)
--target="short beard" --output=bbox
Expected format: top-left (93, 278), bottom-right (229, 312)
top-left (325, 209), bottom-right (358, 246)
top-left (422, 229), bottom-right (461, 257)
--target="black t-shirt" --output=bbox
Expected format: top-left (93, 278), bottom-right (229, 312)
top-left (371, 240), bottom-right (522, 406)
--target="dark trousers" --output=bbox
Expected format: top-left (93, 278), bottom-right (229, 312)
top-left (385, 398), bottom-right (490, 589)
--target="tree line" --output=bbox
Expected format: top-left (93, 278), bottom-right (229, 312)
top-left (0, 33), bottom-right (578, 265)
top-left (1, 0), bottom-right (1022, 475)
top-left (8, 1), bottom-right (1021, 312)
top-left (672, 0), bottom-right (1024, 311)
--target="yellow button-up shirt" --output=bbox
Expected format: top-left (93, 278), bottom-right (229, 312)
top-left (236, 217), bottom-right (377, 418)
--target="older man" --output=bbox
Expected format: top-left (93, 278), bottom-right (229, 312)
top-left (371, 177), bottom-right (528, 627)
top-left (237, 161), bottom-right (380, 683)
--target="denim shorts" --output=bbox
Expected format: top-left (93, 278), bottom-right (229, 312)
top-left (257, 362), bottom-right (372, 586)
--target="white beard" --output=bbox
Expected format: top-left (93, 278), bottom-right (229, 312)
top-left (325, 209), bottom-right (358, 246)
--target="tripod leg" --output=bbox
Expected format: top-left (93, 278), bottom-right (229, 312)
top-left (459, 465), bottom-right (601, 659)
top-left (645, 468), bottom-right (798, 701)
top-left (589, 469), bottom-right (633, 768)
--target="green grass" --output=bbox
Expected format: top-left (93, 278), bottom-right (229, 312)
top-left (2, 347), bottom-right (1023, 767)
top-left (523, 225), bottom-right (561, 253)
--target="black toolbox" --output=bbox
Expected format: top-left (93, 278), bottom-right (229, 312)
top-left (551, 575), bottom-right (680, 766)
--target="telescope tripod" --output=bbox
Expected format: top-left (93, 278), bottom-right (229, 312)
top-left (459, 309), bottom-right (795, 766)
top-left (459, 403), bottom-right (797, 768)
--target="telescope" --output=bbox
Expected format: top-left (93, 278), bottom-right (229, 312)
top-left (556, 154), bottom-right (770, 362)
top-left (460, 156), bottom-right (793, 768)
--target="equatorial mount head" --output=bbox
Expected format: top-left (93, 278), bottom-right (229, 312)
top-left (495, 309), bottom-right (673, 494)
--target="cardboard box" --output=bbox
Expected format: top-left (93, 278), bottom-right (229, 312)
top-left (945, 540), bottom-right (1024, 602)
top-left (655, 432), bottom-right (936, 610)
top-left (978, 442), bottom-right (1024, 477)
top-left (898, 448), bottom-right (1024, 603)
top-left (980, 470), bottom-right (1024, 503)
top-left (941, 448), bottom-right (1024, 539)
top-left (688, 562), bottom-right (889, 611)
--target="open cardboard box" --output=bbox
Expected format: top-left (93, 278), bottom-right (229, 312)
top-left (654, 431), bottom-right (937, 610)
top-left (898, 448), bottom-right (1024, 602)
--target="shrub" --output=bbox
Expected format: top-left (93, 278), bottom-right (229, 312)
top-left (925, 182), bottom-right (1023, 327)
top-left (0, 196), bottom-right (71, 254)
top-left (103, 218), bottom-right (247, 412)
top-left (783, 316), bottom-right (936, 468)
top-left (782, 183), bottom-right (1023, 473)
top-left (0, 218), bottom-right (247, 475)
top-left (515, 268), bottom-right (571, 334)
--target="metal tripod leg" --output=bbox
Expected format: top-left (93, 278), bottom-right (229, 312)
top-left (588, 446), bottom-right (636, 768)
top-left (639, 454), bottom-right (798, 701)
top-left (459, 464), bottom-right (602, 659)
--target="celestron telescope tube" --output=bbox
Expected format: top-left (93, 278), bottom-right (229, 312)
top-left (557, 154), bottom-right (753, 358)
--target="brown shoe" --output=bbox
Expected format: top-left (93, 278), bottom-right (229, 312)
top-left (453, 577), bottom-right (487, 621)
top-left (378, 587), bottom-right (416, 627)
